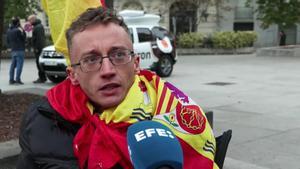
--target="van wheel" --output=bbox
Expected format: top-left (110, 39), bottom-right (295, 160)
top-left (156, 56), bottom-right (173, 77)
top-left (47, 75), bottom-right (66, 83)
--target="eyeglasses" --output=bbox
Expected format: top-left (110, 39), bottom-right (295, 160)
top-left (71, 49), bottom-right (135, 73)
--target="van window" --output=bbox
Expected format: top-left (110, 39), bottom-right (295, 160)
top-left (128, 28), bottom-right (134, 42)
top-left (137, 28), bottom-right (152, 42)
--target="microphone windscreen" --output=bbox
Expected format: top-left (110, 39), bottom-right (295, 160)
top-left (127, 120), bottom-right (183, 169)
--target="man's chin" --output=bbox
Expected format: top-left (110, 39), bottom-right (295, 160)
top-left (97, 97), bottom-right (124, 110)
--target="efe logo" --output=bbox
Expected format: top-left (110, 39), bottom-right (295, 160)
top-left (134, 128), bottom-right (175, 142)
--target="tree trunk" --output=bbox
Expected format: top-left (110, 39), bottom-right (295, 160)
top-left (0, 0), bottom-right (4, 91)
top-left (0, 0), bottom-right (5, 52)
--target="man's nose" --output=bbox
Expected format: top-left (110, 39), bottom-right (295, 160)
top-left (99, 57), bottom-right (116, 77)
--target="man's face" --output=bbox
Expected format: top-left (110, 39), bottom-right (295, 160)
top-left (68, 23), bottom-right (140, 110)
top-left (27, 16), bottom-right (35, 24)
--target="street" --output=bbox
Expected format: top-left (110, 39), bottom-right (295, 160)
top-left (1, 53), bottom-right (300, 169)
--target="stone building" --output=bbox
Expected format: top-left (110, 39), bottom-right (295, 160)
top-left (114, 0), bottom-right (219, 35)
top-left (33, 0), bottom-right (300, 47)
top-left (114, 0), bottom-right (300, 47)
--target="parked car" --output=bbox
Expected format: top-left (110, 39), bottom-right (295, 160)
top-left (39, 10), bottom-right (177, 83)
top-left (39, 45), bottom-right (67, 83)
top-left (120, 10), bottom-right (177, 77)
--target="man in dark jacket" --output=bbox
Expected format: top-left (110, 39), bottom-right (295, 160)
top-left (17, 7), bottom-right (217, 169)
top-left (6, 17), bottom-right (26, 85)
top-left (279, 30), bottom-right (286, 46)
top-left (28, 14), bottom-right (47, 83)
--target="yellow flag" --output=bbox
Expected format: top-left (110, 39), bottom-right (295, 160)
top-left (41, 0), bottom-right (103, 65)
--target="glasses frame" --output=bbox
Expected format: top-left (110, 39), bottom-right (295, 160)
top-left (70, 49), bottom-right (135, 73)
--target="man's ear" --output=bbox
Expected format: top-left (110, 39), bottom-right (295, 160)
top-left (66, 67), bottom-right (79, 85)
top-left (134, 55), bottom-right (140, 74)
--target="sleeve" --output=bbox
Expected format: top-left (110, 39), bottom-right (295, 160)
top-left (32, 28), bottom-right (37, 47)
top-left (17, 28), bottom-right (26, 43)
top-left (16, 151), bottom-right (38, 169)
top-left (16, 103), bottom-right (39, 169)
top-left (6, 30), bottom-right (10, 48)
top-left (21, 29), bottom-right (26, 42)
top-left (17, 98), bottom-right (81, 169)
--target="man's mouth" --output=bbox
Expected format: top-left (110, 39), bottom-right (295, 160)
top-left (100, 83), bottom-right (121, 91)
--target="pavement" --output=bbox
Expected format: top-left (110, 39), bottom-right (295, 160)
top-left (0, 53), bottom-right (300, 169)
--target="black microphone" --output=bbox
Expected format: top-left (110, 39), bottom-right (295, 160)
top-left (127, 121), bottom-right (183, 169)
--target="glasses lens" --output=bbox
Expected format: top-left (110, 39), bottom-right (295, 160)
top-left (81, 55), bottom-right (102, 72)
top-left (78, 49), bottom-right (134, 72)
top-left (110, 49), bottom-right (132, 65)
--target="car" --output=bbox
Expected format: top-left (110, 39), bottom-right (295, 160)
top-left (120, 10), bottom-right (177, 77)
top-left (38, 45), bottom-right (67, 83)
top-left (39, 10), bottom-right (177, 83)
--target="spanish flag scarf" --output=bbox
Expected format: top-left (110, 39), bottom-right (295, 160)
top-left (47, 70), bottom-right (218, 169)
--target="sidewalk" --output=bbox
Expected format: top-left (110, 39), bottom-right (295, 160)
top-left (0, 140), bottom-right (272, 169)
top-left (1, 53), bottom-right (300, 169)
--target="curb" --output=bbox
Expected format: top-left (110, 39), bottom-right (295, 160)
top-left (0, 139), bottom-right (20, 160)
top-left (177, 47), bottom-right (255, 55)
top-left (0, 88), bottom-right (46, 160)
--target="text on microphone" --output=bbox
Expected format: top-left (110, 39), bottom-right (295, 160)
top-left (134, 128), bottom-right (175, 142)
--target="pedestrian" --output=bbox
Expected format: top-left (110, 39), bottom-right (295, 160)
top-left (279, 30), bottom-right (286, 46)
top-left (27, 14), bottom-right (47, 83)
top-left (17, 7), bottom-right (219, 169)
top-left (6, 17), bottom-right (26, 85)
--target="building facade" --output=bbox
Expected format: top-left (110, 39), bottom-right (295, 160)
top-left (114, 0), bottom-right (300, 47)
top-left (114, 0), bottom-right (219, 35)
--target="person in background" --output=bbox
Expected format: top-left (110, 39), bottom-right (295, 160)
top-left (6, 17), bottom-right (26, 85)
top-left (28, 14), bottom-right (47, 83)
top-left (17, 7), bottom-right (219, 169)
top-left (279, 30), bottom-right (286, 46)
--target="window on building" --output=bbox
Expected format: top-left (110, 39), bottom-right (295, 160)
top-left (234, 22), bottom-right (254, 31)
top-left (122, 1), bottom-right (143, 10)
top-left (169, 1), bottom-right (197, 36)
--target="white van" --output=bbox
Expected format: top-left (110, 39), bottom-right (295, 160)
top-left (39, 10), bottom-right (177, 83)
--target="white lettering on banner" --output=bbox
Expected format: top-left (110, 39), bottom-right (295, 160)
top-left (134, 128), bottom-right (175, 142)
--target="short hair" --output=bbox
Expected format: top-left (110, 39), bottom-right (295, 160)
top-left (27, 14), bottom-right (36, 21)
top-left (66, 7), bottom-right (130, 53)
top-left (11, 17), bottom-right (20, 27)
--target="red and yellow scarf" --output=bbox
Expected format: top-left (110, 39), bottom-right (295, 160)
top-left (47, 70), bottom-right (218, 169)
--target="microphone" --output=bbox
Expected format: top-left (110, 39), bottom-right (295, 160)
top-left (127, 120), bottom-right (183, 169)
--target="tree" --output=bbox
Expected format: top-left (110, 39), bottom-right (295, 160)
top-left (4, 0), bottom-right (41, 24)
top-left (249, 0), bottom-right (300, 29)
top-left (0, 0), bottom-right (4, 92)
top-left (0, 0), bottom-right (5, 51)
top-left (0, 0), bottom-right (41, 51)
top-left (165, 0), bottom-right (230, 35)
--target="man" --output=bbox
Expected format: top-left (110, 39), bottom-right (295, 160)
top-left (17, 7), bottom-right (218, 169)
top-left (279, 30), bottom-right (286, 46)
top-left (6, 17), bottom-right (26, 85)
top-left (28, 14), bottom-right (47, 83)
